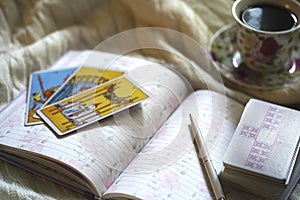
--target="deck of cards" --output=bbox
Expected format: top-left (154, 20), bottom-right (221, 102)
top-left (25, 67), bottom-right (149, 136)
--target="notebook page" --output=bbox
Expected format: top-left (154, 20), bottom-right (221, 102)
top-left (0, 51), bottom-right (190, 197)
top-left (104, 90), bottom-right (244, 200)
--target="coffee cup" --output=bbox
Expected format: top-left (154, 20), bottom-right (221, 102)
top-left (232, 0), bottom-right (300, 73)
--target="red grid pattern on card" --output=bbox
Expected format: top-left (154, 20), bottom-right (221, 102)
top-left (245, 141), bottom-right (272, 170)
top-left (260, 107), bottom-right (283, 131)
top-left (240, 106), bottom-right (284, 171)
top-left (239, 125), bottom-right (260, 140)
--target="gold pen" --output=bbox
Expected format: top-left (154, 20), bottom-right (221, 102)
top-left (189, 114), bottom-right (226, 200)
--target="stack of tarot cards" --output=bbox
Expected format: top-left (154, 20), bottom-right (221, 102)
top-left (222, 99), bottom-right (300, 199)
top-left (25, 66), bottom-right (149, 136)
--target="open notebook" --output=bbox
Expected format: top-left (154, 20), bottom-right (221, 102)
top-left (0, 50), bottom-right (298, 199)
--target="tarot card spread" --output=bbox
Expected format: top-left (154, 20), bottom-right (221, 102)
top-left (25, 68), bottom-right (77, 126)
top-left (37, 77), bottom-right (149, 136)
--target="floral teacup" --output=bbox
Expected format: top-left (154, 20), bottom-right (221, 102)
top-left (232, 0), bottom-right (300, 73)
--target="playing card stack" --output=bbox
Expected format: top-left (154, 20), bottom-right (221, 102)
top-left (222, 99), bottom-right (300, 199)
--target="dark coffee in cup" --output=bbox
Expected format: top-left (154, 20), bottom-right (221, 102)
top-left (241, 4), bottom-right (298, 31)
top-left (232, 0), bottom-right (300, 73)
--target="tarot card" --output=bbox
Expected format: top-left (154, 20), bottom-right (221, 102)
top-left (37, 77), bottom-right (149, 136)
top-left (25, 68), bottom-right (78, 126)
top-left (42, 67), bottom-right (125, 107)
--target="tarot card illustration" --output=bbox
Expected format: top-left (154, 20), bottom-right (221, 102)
top-left (25, 68), bottom-right (77, 126)
top-left (43, 67), bottom-right (125, 107)
top-left (37, 77), bottom-right (149, 136)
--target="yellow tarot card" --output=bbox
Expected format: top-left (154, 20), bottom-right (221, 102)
top-left (43, 67), bottom-right (125, 107)
top-left (37, 77), bottom-right (149, 136)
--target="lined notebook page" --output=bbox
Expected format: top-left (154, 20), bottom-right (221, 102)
top-left (104, 90), bottom-right (244, 200)
top-left (0, 51), bottom-right (190, 197)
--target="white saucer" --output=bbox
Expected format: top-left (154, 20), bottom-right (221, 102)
top-left (208, 23), bottom-right (300, 89)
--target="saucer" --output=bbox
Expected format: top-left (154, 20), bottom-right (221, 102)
top-left (208, 23), bottom-right (300, 89)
